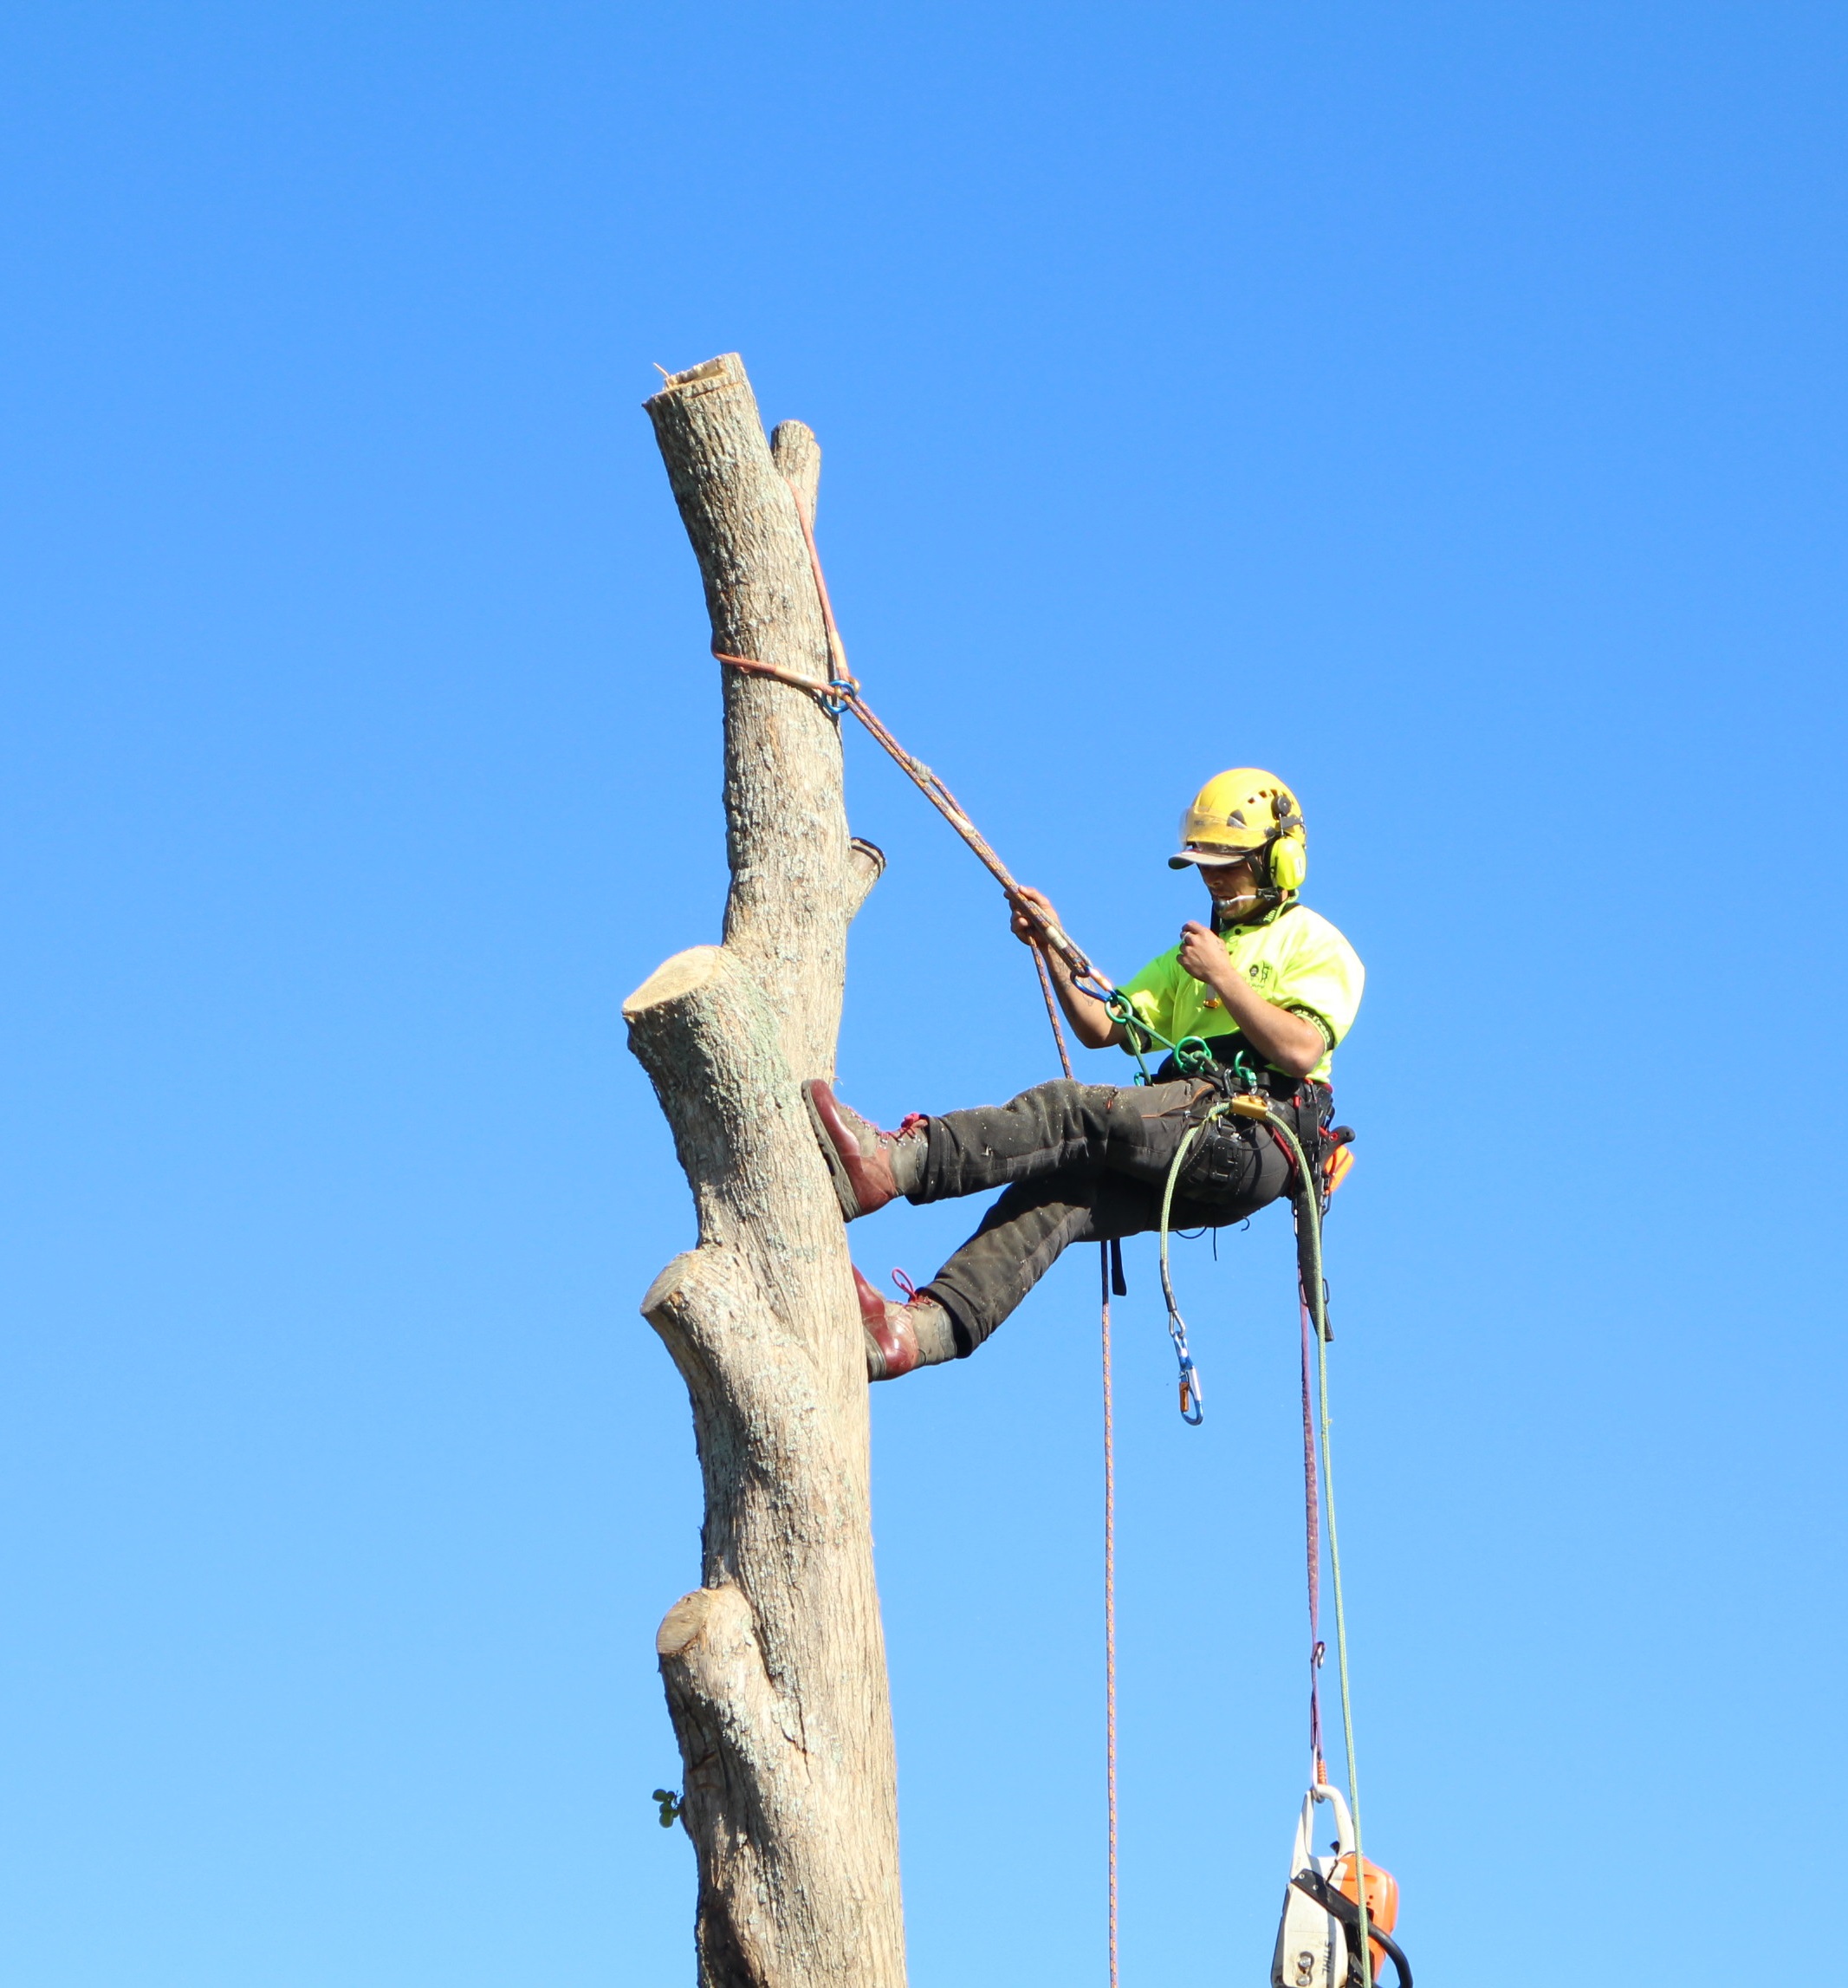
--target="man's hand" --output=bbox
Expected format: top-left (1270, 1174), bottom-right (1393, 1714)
top-left (1177, 920), bottom-right (1223, 985)
top-left (1009, 885), bottom-right (1123, 1050)
top-left (1009, 885), bottom-right (1064, 949)
top-left (1176, 919), bottom-right (1326, 1078)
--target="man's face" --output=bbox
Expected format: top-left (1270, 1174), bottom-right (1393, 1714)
top-left (1201, 855), bottom-right (1264, 917)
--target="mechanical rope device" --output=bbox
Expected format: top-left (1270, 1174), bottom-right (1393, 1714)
top-left (716, 477), bottom-right (1408, 1988)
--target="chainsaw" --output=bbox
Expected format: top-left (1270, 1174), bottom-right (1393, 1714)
top-left (1270, 1784), bottom-right (1411, 1988)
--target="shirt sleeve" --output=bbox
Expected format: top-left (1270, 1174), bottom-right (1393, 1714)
top-left (1273, 919), bottom-right (1365, 1048)
top-left (1115, 949), bottom-right (1181, 1055)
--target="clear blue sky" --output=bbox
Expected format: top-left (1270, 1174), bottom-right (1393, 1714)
top-left (1, 5), bottom-right (1843, 1983)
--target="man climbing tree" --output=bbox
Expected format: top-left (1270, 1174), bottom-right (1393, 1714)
top-left (803, 769), bottom-right (1365, 1380)
top-left (629, 354), bottom-right (1365, 1985)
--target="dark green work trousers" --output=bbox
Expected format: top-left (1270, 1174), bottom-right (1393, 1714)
top-left (911, 1077), bottom-right (1299, 1357)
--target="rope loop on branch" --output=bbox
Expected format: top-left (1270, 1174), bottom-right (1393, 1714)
top-left (712, 647), bottom-right (861, 718)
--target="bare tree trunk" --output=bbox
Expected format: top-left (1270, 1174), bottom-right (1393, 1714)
top-left (626, 354), bottom-right (905, 1988)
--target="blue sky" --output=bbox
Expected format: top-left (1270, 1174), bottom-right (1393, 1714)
top-left (1, 4), bottom-right (1843, 1983)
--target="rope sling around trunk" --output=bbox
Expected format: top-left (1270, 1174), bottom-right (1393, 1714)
top-left (717, 478), bottom-right (1376, 1988)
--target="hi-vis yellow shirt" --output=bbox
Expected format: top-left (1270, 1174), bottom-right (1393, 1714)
top-left (1117, 902), bottom-right (1364, 1085)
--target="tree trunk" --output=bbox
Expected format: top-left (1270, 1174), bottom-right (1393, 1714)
top-left (626, 354), bottom-right (905, 1988)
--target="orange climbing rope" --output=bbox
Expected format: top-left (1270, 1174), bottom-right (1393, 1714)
top-left (718, 484), bottom-right (1122, 1985)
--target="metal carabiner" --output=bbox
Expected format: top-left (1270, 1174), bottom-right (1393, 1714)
top-left (1172, 1342), bottom-right (1205, 1425)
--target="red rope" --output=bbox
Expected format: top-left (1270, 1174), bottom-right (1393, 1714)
top-left (1034, 940), bottom-right (1116, 1985)
top-left (1028, 939), bottom-right (1076, 1082)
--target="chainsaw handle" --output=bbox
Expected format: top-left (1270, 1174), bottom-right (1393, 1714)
top-left (1358, 1921), bottom-right (1410, 1988)
top-left (1288, 1872), bottom-right (1412, 1988)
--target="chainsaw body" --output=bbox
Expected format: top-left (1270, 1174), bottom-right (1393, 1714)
top-left (1270, 1785), bottom-right (1409, 1988)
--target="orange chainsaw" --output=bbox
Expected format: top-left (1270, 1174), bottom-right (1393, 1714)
top-left (1270, 1784), bottom-right (1410, 1988)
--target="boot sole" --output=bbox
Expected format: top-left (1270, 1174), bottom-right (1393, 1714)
top-left (802, 1081), bottom-right (866, 1221)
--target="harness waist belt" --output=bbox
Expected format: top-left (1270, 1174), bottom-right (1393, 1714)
top-left (1154, 1036), bottom-right (1330, 1105)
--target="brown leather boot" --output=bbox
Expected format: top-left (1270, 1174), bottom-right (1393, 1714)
top-left (852, 1264), bottom-right (918, 1380)
top-left (803, 1079), bottom-right (922, 1221)
top-left (850, 1265), bottom-right (956, 1382)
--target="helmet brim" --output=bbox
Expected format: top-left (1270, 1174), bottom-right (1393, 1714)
top-left (1168, 847), bottom-right (1255, 870)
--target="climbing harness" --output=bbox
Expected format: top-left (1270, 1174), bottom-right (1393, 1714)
top-left (719, 478), bottom-right (1400, 1988)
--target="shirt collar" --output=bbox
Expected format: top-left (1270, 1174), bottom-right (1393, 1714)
top-left (1219, 896), bottom-right (1297, 937)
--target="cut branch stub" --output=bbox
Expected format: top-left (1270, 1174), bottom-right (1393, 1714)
top-left (771, 419), bottom-right (821, 529)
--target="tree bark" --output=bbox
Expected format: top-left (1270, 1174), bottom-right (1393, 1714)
top-left (627, 354), bottom-right (905, 1988)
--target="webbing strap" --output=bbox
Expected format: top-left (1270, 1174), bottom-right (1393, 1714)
top-left (1098, 1242), bottom-right (1119, 1988)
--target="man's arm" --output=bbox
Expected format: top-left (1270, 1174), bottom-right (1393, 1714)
top-left (1009, 886), bottom-right (1124, 1050)
top-left (1177, 921), bottom-right (1327, 1078)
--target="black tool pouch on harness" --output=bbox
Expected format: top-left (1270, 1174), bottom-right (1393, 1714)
top-left (1189, 1078), bottom-right (1346, 1206)
top-left (1177, 1095), bottom-right (1261, 1200)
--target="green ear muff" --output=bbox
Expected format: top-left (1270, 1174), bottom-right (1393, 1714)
top-left (1270, 833), bottom-right (1307, 892)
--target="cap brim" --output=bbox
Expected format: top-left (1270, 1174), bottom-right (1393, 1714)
top-left (1168, 848), bottom-right (1245, 870)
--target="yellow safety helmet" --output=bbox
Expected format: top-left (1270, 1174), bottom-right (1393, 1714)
top-left (1168, 768), bottom-right (1307, 893)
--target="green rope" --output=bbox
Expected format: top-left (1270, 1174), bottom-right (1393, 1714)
top-left (1152, 1098), bottom-right (1229, 1420)
top-left (1100, 989), bottom-right (1219, 1085)
top-left (1265, 1112), bottom-right (1373, 1988)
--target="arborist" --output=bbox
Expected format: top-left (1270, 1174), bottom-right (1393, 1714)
top-left (804, 768), bottom-right (1365, 1381)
